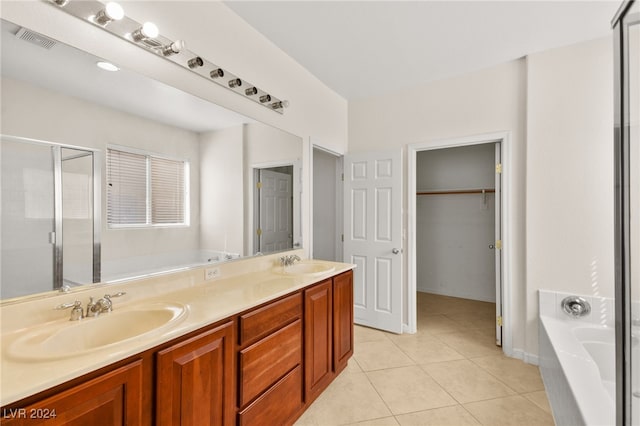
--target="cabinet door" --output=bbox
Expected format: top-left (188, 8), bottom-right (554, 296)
top-left (304, 279), bottom-right (333, 401)
top-left (333, 271), bottom-right (354, 373)
top-left (156, 321), bottom-right (234, 426)
top-left (1, 360), bottom-right (143, 426)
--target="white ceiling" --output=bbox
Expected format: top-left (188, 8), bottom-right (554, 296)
top-left (226, 1), bottom-right (620, 100)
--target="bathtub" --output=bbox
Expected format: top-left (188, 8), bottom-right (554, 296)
top-left (539, 290), bottom-right (616, 426)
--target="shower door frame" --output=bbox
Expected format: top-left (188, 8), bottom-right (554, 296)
top-left (612, 1), bottom-right (637, 424)
top-left (2, 134), bottom-right (102, 290)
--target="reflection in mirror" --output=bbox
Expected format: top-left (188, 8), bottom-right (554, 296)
top-left (0, 19), bottom-right (303, 300)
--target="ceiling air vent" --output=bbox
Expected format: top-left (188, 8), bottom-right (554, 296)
top-left (15, 27), bottom-right (57, 50)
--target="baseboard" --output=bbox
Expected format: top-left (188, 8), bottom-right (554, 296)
top-left (510, 348), bottom-right (539, 365)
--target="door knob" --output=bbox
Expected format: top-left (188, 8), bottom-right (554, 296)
top-left (392, 248), bottom-right (401, 254)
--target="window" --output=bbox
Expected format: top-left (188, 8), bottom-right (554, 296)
top-left (107, 147), bottom-right (188, 227)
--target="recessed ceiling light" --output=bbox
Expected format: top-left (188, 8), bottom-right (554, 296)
top-left (96, 61), bottom-right (119, 72)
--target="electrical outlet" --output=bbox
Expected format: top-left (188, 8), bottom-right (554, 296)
top-left (205, 267), bottom-right (220, 280)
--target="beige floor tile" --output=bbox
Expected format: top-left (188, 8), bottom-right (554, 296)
top-left (523, 391), bottom-right (553, 414)
top-left (446, 312), bottom-right (497, 330)
top-left (294, 372), bottom-right (392, 425)
top-left (395, 405), bottom-right (481, 426)
top-left (422, 359), bottom-right (516, 403)
top-left (417, 314), bottom-right (465, 334)
top-left (471, 355), bottom-right (545, 393)
top-left (354, 340), bottom-right (415, 371)
top-left (366, 366), bottom-right (457, 415)
top-left (355, 325), bottom-right (393, 343)
top-left (463, 395), bottom-right (555, 426)
top-left (391, 334), bottom-right (465, 364)
top-left (344, 417), bottom-right (400, 426)
top-left (436, 329), bottom-right (502, 358)
top-left (345, 357), bottom-right (364, 374)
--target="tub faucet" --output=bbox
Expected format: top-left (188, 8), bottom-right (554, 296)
top-left (280, 254), bottom-right (301, 267)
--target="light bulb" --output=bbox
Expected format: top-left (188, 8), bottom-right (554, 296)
top-left (162, 40), bottom-right (185, 56)
top-left (93, 2), bottom-right (124, 25)
top-left (188, 56), bottom-right (204, 69)
top-left (271, 100), bottom-right (290, 109)
top-left (228, 78), bottom-right (242, 88)
top-left (210, 68), bottom-right (224, 79)
top-left (132, 22), bottom-right (159, 42)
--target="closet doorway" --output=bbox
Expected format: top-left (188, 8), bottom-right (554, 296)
top-left (312, 147), bottom-right (343, 261)
top-left (408, 132), bottom-right (511, 353)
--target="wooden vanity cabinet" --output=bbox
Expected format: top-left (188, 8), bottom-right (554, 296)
top-left (1, 360), bottom-right (144, 426)
top-left (237, 293), bottom-right (303, 426)
top-left (1, 269), bottom-right (354, 426)
top-left (156, 321), bottom-right (235, 426)
top-left (304, 279), bottom-right (333, 402)
top-left (333, 271), bottom-right (354, 374)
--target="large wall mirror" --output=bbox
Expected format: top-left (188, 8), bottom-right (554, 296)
top-left (0, 18), bottom-right (303, 300)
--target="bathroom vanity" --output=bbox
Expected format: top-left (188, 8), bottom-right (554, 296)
top-left (0, 252), bottom-right (354, 425)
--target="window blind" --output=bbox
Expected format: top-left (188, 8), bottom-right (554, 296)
top-left (107, 149), bottom-right (147, 225)
top-left (151, 157), bottom-right (185, 224)
top-left (107, 148), bottom-right (187, 227)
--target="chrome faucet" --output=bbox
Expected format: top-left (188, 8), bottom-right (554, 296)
top-left (280, 254), bottom-right (301, 267)
top-left (86, 292), bottom-right (126, 317)
top-left (55, 300), bottom-right (84, 321)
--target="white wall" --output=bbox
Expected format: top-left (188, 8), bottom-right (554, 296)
top-left (349, 59), bottom-right (528, 354)
top-left (199, 127), bottom-right (244, 256)
top-left (416, 144), bottom-right (496, 302)
top-left (526, 36), bottom-right (614, 356)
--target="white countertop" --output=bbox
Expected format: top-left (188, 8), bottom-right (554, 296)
top-left (0, 251), bottom-right (354, 406)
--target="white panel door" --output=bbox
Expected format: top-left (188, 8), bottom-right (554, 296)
top-left (344, 150), bottom-right (402, 333)
top-left (260, 169), bottom-right (292, 253)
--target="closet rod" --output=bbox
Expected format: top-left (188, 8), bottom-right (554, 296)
top-left (416, 189), bottom-right (496, 196)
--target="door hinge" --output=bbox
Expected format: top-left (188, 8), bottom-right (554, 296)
top-left (256, 181), bottom-right (262, 189)
top-left (495, 240), bottom-right (502, 250)
top-left (497, 316), bottom-right (503, 327)
top-left (495, 163), bottom-right (502, 174)
top-left (341, 173), bottom-right (344, 182)
top-left (341, 234), bottom-right (344, 242)
top-left (256, 228), bottom-right (262, 236)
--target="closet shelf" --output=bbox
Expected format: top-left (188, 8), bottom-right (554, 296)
top-left (417, 189), bottom-right (495, 196)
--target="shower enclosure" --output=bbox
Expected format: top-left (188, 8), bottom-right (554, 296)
top-left (613, 1), bottom-right (639, 424)
top-left (1, 135), bottom-right (101, 299)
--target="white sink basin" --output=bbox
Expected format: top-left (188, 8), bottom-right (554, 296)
top-left (7, 302), bottom-right (187, 361)
top-left (277, 261), bottom-right (335, 277)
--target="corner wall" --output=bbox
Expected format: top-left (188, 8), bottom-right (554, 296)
top-left (525, 36), bottom-right (614, 356)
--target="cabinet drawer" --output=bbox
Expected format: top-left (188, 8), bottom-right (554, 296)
top-left (238, 293), bottom-right (302, 345)
top-left (238, 366), bottom-right (303, 426)
top-left (239, 319), bottom-right (302, 407)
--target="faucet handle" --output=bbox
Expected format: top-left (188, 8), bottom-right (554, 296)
top-left (55, 300), bottom-right (81, 310)
top-left (104, 292), bottom-right (126, 299)
top-left (55, 300), bottom-right (84, 321)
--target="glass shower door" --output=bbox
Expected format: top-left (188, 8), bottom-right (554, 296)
top-left (0, 137), bottom-right (55, 298)
top-left (627, 3), bottom-right (639, 424)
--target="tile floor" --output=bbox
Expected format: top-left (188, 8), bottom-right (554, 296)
top-left (295, 292), bottom-right (555, 426)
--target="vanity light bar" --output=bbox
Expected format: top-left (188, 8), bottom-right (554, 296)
top-left (46, 0), bottom-right (289, 114)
